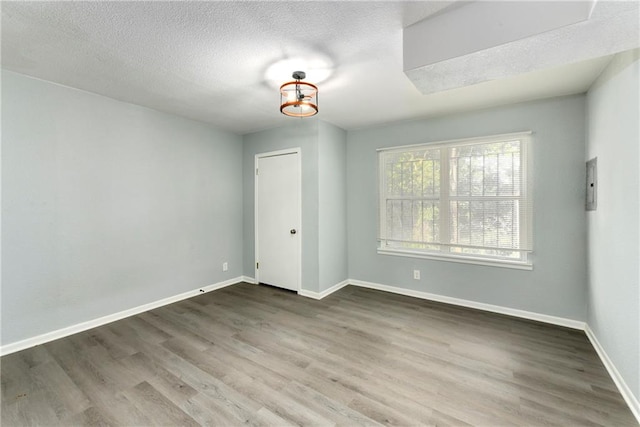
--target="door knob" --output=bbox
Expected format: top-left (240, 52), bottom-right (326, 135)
top-left (290, 229), bottom-right (297, 234)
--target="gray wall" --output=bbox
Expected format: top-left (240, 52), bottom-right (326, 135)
top-left (347, 95), bottom-right (588, 320)
top-left (7, 64), bottom-right (636, 409)
top-left (2, 71), bottom-right (243, 346)
top-left (242, 119), bottom-right (348, 294)
top-left (318, 121), bottom-right (348, 292)
top-left (243, 120), bottom-right (320, 292)
top-left (586, 49), bottom-right (640, 400)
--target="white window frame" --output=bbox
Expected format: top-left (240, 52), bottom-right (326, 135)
top-left (378, 131), bottom-right (533, 270)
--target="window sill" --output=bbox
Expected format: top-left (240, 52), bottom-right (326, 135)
top-left (377, 248), bottom-right (533, 270)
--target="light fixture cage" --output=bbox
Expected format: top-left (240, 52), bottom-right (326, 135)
top-left (280, 71), bottom-right (318, 117)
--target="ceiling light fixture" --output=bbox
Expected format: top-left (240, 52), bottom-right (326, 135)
top-left (280, 71), bottom-right (318, 117)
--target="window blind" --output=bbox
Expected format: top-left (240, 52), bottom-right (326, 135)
top-left (378, 132), bottom-right (532, 264)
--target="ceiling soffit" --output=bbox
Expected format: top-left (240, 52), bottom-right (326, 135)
top-left (404, 1), bottom-right (640, 94)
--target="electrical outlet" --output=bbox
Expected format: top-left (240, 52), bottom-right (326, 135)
top-left (222, 262), bottom-right (228, 272)
top-left (413, 270), bottom-right (420, 280)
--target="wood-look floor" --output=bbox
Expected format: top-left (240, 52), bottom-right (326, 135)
top-left (1, 283), bottom-right (636, 426)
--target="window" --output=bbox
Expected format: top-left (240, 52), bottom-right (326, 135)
top-left (378, 132), bottom-right (532, 269)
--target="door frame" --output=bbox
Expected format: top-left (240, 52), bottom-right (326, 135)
top-left (254, 148), bottom-right (302, 291)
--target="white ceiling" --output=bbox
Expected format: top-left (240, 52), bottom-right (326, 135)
top-left (0, 1), bottom-right (623, 135)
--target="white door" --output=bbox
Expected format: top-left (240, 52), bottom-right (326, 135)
top-left (256, 150), bottom-right (300, 291)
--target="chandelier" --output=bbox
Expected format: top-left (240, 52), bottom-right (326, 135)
top-left (280, 71), bottom-right (318, 117)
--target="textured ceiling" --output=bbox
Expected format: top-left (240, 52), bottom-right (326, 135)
top-left (0, 1), bottom-right (622, 134)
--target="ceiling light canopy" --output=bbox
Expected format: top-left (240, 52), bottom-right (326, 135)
top-left (280, 71), bottom-right (318, 117)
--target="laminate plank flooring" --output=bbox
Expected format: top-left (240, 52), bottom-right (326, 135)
top-left (1, 283), bottom-right (637, 426)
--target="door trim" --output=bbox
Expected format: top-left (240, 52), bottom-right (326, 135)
top-left (254, 148), bottom-right (302, 292)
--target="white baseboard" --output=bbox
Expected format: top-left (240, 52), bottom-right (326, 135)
top-left (3, 274), bottom-right (636, 423)
top-left (304, 278), bottom-right (638, 421)
top-left (299, 280), bottom-right (349, 300)
top-left (0, 276), bottom-right (244, 356)
top-left (585, 325), bottom-right (640, 423)
top-left (348, 279), bottom-right (586, 330)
